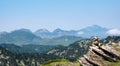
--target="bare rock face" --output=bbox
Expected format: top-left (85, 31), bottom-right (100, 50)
top-left (79, 57), bottom-right (93, 66)
top-left (100, 46), bottom-right (120, 60)
top-left (79, 45), bottom-right (120, 66)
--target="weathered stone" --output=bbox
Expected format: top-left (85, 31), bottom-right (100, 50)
top-left (79, 57), bottom-right (93, 66)
top-left (100, 46), bottom-right (120, 60)
top-left (79, 36), bottom-right (120, 66)
top-left (84, 50), bottom-right (108, 66)
top-left (90, 46), bottom-right (117, 61)
top-left (79, 45), bottom-right (120, 66)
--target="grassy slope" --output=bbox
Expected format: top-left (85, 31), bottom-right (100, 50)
top-left (42, 59), bottom-right (80, 66)
top-left (108, 61), bottom-right (120, 66)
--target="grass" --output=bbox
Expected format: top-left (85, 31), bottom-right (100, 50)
top-left (108, 61), bottom-right (120, 66)
top-left (42, 59), bottom-right (80, 66)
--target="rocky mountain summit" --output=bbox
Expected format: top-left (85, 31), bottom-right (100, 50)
top-left (79, 40), bottom-right (120, 66)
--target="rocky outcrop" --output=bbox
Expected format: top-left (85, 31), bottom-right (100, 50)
top-left (79, 45), bottom-right (120, 66)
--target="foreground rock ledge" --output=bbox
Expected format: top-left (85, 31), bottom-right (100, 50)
top-left (79, 45), bottom-right (120, 66)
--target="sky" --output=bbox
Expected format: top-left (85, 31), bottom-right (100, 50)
top-left (0, 0), bottom-right (120, 32)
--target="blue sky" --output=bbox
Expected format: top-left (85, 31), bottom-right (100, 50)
top-left (0, 0), bottom-right (120, 32)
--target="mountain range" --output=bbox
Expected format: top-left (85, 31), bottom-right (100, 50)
top-left (0, 25), bottom-right (113, 46)
top-left (0, 29), bottom-right (82, 46)
top-left (0, 29), bottom-right (42, 45)
top-left (35, 25), bottom-right (109, 38)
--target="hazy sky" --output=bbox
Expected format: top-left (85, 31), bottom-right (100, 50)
top-left (0, 0), bottom-right (120, 32)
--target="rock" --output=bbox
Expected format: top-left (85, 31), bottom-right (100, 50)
top-left (91, 46), bottom-right (117, 61)
top-left (100, 46), bottom-right (120, 59)
top-left (79, 45), bottom-right (120, 66)
top-left (79, 57), bottom-right (93, 66)
top-left (84, 50), bottom-right (108, 66)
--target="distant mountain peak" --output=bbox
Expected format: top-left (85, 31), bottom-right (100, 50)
top-left (54, 28), bottom-right (62, 30)
top-left (36, 28), bottom-right (49, 33)
top-left (87, 25), bottom-right (103, 29)
top-left (53, 28), bottom-right (64, 32)
top-left (80, 25), bottom-right (108, 31)
top-left (92, 25), bottom-right (101, 27)
top-left (12, 28), bottom-right (32, 33)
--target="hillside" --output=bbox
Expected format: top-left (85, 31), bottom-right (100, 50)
top-left (42, 59), bottom-right (80, 66)
top-left (0, 45), bottom-right (60, 66)
top-left (0, 46), bottom-right (18, 66)
top-left (39, 36), bottom-right (82, 46)
top-left (46, 39), bottom-right (92, 61)
top-left (0, 43), bottom-right (55, 53)
top-left (102, 36), bottom-right (120, 43)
